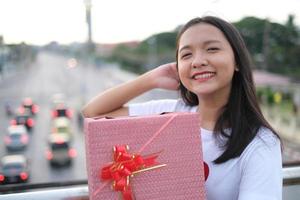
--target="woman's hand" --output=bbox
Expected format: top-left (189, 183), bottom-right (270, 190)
top-left (148, 62), bottom-right (180, 90)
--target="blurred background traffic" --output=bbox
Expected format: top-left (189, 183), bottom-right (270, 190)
top-left (0, 0), bottom-right (300, 191)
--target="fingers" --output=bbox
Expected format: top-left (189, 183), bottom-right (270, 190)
top-left (169, 62), bottom-right (180, 81)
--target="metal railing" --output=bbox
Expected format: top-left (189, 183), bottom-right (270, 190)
top-left (0, 165), bottom-right (300, 200)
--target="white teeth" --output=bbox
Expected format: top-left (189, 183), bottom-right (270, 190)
top-left (194, 73), bottom-right (215, 79)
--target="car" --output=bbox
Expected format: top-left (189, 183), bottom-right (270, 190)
top-left (51, 117), bottom-right (73, 139)
top-left (4, 125), bottom-right (29, 151)
top-left (51, 104), bottom-right (73, 119)
top-left (10, 112), bottom-right (35, 131)
top-left (0, 155), bottom-right (30, 184)
top-left (21, 97), bottom-right (39, 116)
top-left (46, 134), bottom-right (76, 167)
top-left (52, 117), bottom-right (72, 138)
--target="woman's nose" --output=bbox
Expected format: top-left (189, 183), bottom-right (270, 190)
top-left (192, 53), bottom-right (208, 68)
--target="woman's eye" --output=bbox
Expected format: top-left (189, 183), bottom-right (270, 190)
top-left (181, 53), bottom-right (191, 58)
top-left (207, 47), bottom-right (219, 52)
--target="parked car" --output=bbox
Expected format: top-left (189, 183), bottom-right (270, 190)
top-left (4, 125), bottom-right (29, 151)
top-left (0, 155), bottom-right (30, 184)
top-left (21, 97), bottom-right (39, 116)
top-left (46, 134), bottom-right (76, 167)
top-left (10, 112), bottom-right (35, 131)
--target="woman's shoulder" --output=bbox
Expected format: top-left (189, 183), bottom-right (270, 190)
top-left (243, 127), bottom-right (281, 156)
top-left (174, 99), bottom-right (197, 112)
top-left (255, 127), bottom-right (280, 147)
top-left (237, 127), bottom-right (282, 174)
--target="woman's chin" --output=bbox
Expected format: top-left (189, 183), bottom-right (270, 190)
top-left (190, 86), bottom-right (217, 96)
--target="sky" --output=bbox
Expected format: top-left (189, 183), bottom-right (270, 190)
top-left (0, 0), bottom-right (300, 45)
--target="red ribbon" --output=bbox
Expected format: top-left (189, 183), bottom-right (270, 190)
top-left (100, 145), bottom-right (161, 200)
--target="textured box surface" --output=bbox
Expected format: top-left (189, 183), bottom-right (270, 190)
top-left (84, 113), bottom-right (206, 199)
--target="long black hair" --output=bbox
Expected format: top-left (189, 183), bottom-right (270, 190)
top-left (176, 16), bottom-right (281, 164)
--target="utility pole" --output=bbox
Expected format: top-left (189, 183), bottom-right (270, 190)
top-left (147, 36), bottom-right (157, 70)
top-left (84, 0), bottom-right (94, 53)
top-left (0, 36), bottom-right (4, 75)
top-left (262, 19), bottom-right (270, 70)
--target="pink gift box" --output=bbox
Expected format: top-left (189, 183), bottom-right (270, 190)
top-left (84, 113), bottom-right (206, 200)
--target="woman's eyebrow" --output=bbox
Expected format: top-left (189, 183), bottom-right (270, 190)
top-left (179, 45), bottom-right (191, 53)
top-left (203, 40), bottom-right (222, 45)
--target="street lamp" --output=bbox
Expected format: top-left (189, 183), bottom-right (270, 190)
top-left (0, 36), bottom-right (4, 75)
top-left (84, 0), bottom-right (94, 54)
top-left (147, 36), bottom-right (157, 70)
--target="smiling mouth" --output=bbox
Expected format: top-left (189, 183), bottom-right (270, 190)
top-left (192, 72), bottom-right (216, 80)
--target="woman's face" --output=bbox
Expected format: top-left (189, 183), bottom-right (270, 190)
top-left (177, 23), bottom-right (236, 100)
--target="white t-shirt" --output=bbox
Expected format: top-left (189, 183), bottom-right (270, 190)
top-left (129, 99), bottom-right (282, 200)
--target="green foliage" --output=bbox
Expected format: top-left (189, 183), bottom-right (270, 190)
top-left (257, 87), bottom-right (294, 111)
top-left (234, 17), bottom-right (266, 54)
top-left (234, 15), bottom-right (300, 78)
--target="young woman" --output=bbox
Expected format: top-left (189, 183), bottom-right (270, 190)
top-left (82, 16), bottom-right (282, 200)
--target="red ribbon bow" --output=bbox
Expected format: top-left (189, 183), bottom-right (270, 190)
top-left (100, 145), bottom-right (164, 200)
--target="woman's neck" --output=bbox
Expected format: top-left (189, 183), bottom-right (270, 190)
top-left (197, 95), bottom-right (228, 131)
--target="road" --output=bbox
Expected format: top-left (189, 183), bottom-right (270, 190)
top-left (0, 52), bottom-right (178, 184)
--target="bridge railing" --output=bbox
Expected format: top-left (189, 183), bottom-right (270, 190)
top-left (0, 164), bottom-right (300, 200)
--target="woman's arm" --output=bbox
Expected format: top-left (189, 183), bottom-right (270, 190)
top-left (81, 62), bottom-right (179, 118)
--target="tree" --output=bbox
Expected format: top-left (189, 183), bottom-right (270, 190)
top-left (234, 15), bottom-right (300, 78)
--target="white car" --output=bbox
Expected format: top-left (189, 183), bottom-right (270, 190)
top-left (4, 125), bottom-right (29, 151)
